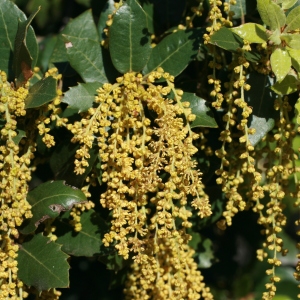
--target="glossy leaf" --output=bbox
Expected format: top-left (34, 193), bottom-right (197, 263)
top-left (55, 209), bottom-right (107, 257)
top-left (271, 74), bottom-right (299, 95)
top-left (13, 7), bottom-right (40, 84)
top-left (244, 74), bottom-right (278, 146)
top-left (182, 93), bottom-right (218, 128)
top-left (12, 129), bottom-right (26, 145)
top-left (231, 23), bottom-right (268, 43)
top-left (20, 181), bottom-right (87, 234)
top-left (140, 0), bottom-right (155, 34)
top-left (143, 28), bottom-right (204, 76)
top-left (17, 233), bottom-right (69, 292)
top-left (0, 0), bottom-right (38, 79)
top-left (63, 35), bottom-right (107, 83)
top-left (270, 48), bottom-right (291, 81)
top-left (285, 6), bottom-right (300, 32)
top-left (25, 76), bottom-right (57, 109)
top-left (97, 0), bottom-right (115, 41)
top-left (209, 27), bottom-right (261, 62)
top-left (63, 82), bottom-right (101, 113)
top-left (109, 0), bottom-right (152, 73)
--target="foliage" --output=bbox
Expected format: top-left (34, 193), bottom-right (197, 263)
top-left (0, 0), bottom-right (300, 299)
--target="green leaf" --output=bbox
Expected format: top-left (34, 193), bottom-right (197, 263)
top-left (97, 0), bottom-right (116, 41)
top-left (55, 209), bottom-right (107, 257)
top-left (225, 0), bottom-right (246, 19)
top-left (258, 0), bottom-right (286, 30)
top-left (281, 34), bottom-right (300, 49)
top-left (270, 48), bottom-right (291, 81)
top-left (271, 74), bottom-right (299, 95)
top-left (257, 0), bottom-right (272, 28)
top-left (0, 0), bottom-right (38, 79)
top-left (140, 0), bottom-right (155, 34)
top-left (13, 7), bottom-right (40, 84)
top-left (268, 2), bottom-right (286, 31)
top-left (288, 48), bottom-right (300, 71)
top-left (12, 129), bottom-right (26, 145)
top-left (282, 0), bottom-right (298, 9)
top-left (295, 97), bottom-right (300, 124)
top-left (50, 10), bottom-right (99, 66)
top-left (25, 76), bottom-right (57, 109)
top-left (63, 82), bottom-right (101, 113)
top-left (209, 27), bottom-right (261, 62)
top-left (63, 35), bottom-right (107, 83)
top-left (49, 142), bottom-right (98, 187)
top-left (182, 93), bottom-right (217, 128)
top-left (37, 36), bottom-right (57, 72)
top-left (231, 23), bottom-right (268, 43)
top-left (285, 5), bottom-right (300, 32)
top-left (143, 28), bottom-right (204, 76)
top-left (20, 180), bottom-right (87, 234)
top-left (17, 233), bottom-right (69, 291)
top-left (109, 0), bottom-right (152, 73)
top-left (244, 74), bottom-right (278, 146)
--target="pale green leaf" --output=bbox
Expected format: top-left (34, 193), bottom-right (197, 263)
top-left (257, 0), bottom-right (272, 27)
top-left (269, 29), bottom-right (282, 45)
top-left (285, 6), bottom-right (300, 32)
top-left (271, 74), bottom-right (299, 95)
top-left (270, 48), bottom-right (291, 81)
top-left (295, 97), bottom-right (300, 124)
top-left (282, 0), bottom-right (298, 9)
top-left (287, 48), bottom-right (300, 71)
top-left (281, 34), bottom-right (300, 49)
top-left (268, 2), bottom-right (286, 31)
top-left (231, 23), bottom-right (268, 43)
top-left (63, 35), bottom-right (107, 83)
top-left (17, 233), bottom-right (69, 292)
top-left (109, 0), bottom-right (152, 73)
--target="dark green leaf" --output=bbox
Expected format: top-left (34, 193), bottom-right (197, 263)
top-left (143, 28), bottom-right (204, 76)
top-left (97, 0), bottom-right (116, 41)
top-left (63, 82), bottom-right (101, 113)
top-left (0, 0), bottom-right (37, 79)
top-left (37, 36), bottom-right (57, 72)
top-left (63, 35), bottom-right (108, 83)
top-left (13, 7), bottom-right (40, 84)
top-left (98, 247), bottom-right (127, 271)
top-left (182, 93), bottom-right (218, 128)
top-left (209, 27), bottom-right (261, 62)
top-left (271, 74), bottom-right (299, 95)
top-left (55, 209), bottom-right (107, 257)
top-left (75, 0), bottom-right (91, 6)
top-left (20, 180), bottom-right (87, 234)
top-left (244, 74), bottom-right (278, 146)
top-left (50, 10), bottom-right (99, 66)
top-left (140, 0), bottom-right (155, 34)
top-left (25, 76), bottom-right (57, 109)
top-left (50, 142), bottom-right (98, 187)
top-left (12, 129), bottom-right (26, 145)
top-left (109, 0), bottom-right (152, 73)
top-left (17, 233), bottom-right (69, 291)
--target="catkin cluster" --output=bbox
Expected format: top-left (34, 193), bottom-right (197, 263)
top-left (67, 69), bottom-right (212, 299)
top-left (0, 71), bottom-right (34, 299)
